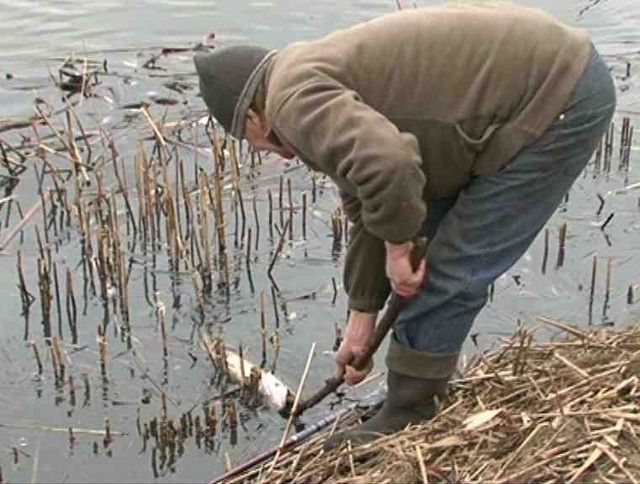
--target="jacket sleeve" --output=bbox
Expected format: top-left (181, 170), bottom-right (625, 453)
top-left (271, 79), bottom-right (427, 244)
top-left (340, 190), bottom-right (390, 312)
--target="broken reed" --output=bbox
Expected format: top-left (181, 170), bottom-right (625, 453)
top-left (287, 178), bottom-right (294, 241)
top-left (16, 250), bottom-right (34, 314)
top-left (208, 128), bottom-right (230, 288)
top-left (29, 340), bottom-right (43, 375)
top-left (159, 145), bottom-right (183, 270)
top-left (33, 225), bottom-right (53, 340)
top-left (66, 268), bottom-right (78, 344)
top-left (589, 255), bottom-right (597, 323)
top-left (5, 99), bottom-right (355, 472)
top-left (14, 105), bottom-right (323, 353)
top-left (97, 324), bottom-right (107, 379)
top-left (268, 190), bottom-right (274, 240)
top-left (331, 208), bottom-right (344, 254)
top-left (198, 170), bottom-right (214, 293)
top-left (138, 396), bottom-right (241, 475)
top-left (251, 195), bottom-right (260, 253)
top-left (156, 302), bottom-right (168, 359)
top-left (603, 256), bottom-right (613, 321)
top-left (604, 121), bottom-right (614, 172)
top-left (229, 141), bottom-right (247, 250)
top-left (259, 291), bottom-right (267, 367)
top-left (302, 192), bottom-right (307, 240)
top-left (541, 228), bottom-right (550, 274)
top-left (594, 117), bottom-right (634, 173)
top-left (556, 223), bottom-right (567, 269)
top-left (588, 255), bottom-right (616, 324)
top-left (618, 116), bottom-right (634, 172)
top-left (32, 111), bottom-right (238, 340)
top-left (52, 335), bottom-right (65, 383)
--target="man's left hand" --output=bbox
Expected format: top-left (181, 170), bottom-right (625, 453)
top-left (385, 240), bottom-right (427, 297)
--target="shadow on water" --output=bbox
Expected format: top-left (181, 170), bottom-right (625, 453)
top-left (0, 0), bottom-right (639, 482)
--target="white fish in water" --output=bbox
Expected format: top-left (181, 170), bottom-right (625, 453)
top-left (202, 335), bottom-right (293, 413)
top-left (224, 349), bottom-right (293, 413)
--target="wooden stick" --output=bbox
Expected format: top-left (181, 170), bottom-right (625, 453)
top-left (291, 238), bottom-right (427, 417)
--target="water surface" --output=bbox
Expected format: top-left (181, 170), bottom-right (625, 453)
top-left (0, 1), bottom-right (639, 482)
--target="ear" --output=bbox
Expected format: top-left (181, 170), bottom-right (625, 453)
top-left (246, 108), bottom-right (260, 125)
top-left (247, 108), bottom-right (271, 135)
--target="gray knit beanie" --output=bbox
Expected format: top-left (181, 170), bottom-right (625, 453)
top-left (194, 46), bottom-right (276, 139)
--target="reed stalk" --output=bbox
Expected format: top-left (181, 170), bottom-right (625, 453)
top-left (268, 189), bottom-right (274, 240)
top-left (279, 176), bottom-right (284, 229)
top-left (302, 192), bottom-right (307, 240)
top-left (556, 223), bottom-right (567, 270)
top-left (252, 196), bottom-right (260, 252)
top-left (108, 138), bottom-right (137, 235)
top-left (16, 251), bottom-right (35, 314)
top-left (97, 325), bottom-right (107, 380)
top-left (259, 291), bottom-right (267, 368)
top-left (268, 220), bottom-right (290, 280)
top-left (287, 178), bottom-right (293, 241)
top-left (29, 341), bottom-right (43, 375)
top-left (52, 335), bottom-right (65, 383)
top-left (83, 372), bottom-right (90, 406)
top-left (262, 289), bottom-right (277, 340)
top-left (37, 254), bottom-right (52, 340)
top-left (65, 268), bottom-right (78, 344)
top-left (68, 374), bottom-right (76, 407)
top-left (198, 174), bottom-right (213, 293)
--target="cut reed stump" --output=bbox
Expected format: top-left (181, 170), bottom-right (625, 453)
top-left (226, 319), bottom-right (640, 483)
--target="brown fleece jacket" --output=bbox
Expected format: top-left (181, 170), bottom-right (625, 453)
top-left (262, 4), bottom-right (592, 312)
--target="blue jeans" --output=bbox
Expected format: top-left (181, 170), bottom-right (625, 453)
top-left (394, 46), bottom-right (616, 356)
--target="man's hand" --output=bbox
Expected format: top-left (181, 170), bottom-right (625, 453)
top-left (335, 310), bottom-right (377, 386)
top-left (385, 240), bottom-right (427, 297)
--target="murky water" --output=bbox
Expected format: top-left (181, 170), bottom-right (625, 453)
top-left (0, 1), bottom-right (639, 482)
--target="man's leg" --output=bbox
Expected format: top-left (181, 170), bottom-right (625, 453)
top-left (324, 46), bottom-right (616, 450)
top-left (393, 47), bottom-right (616, 363)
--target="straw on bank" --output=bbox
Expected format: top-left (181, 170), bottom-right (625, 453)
top-left (228, 318), bottom-right (640, 483)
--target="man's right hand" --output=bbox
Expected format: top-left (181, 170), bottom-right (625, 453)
top-left (335, 310), bottom-right (377, 386)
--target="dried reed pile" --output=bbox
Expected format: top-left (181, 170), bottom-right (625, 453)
top-left (232, 318), bottom-right (640, 483)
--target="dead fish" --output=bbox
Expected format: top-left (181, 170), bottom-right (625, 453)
top-left (202, 335), bottom-right (294, 414)
top-left (224, 348), bottom-right (294, 414)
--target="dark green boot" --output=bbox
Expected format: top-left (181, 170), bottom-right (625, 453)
top-left (323, 338), bottom-right (458, 451)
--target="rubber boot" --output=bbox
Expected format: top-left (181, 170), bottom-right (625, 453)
top-left (323, 337), bottom-right (458, 451)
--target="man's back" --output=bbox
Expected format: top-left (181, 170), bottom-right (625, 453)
top-left (265, 4), bottom-right (593, 192)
